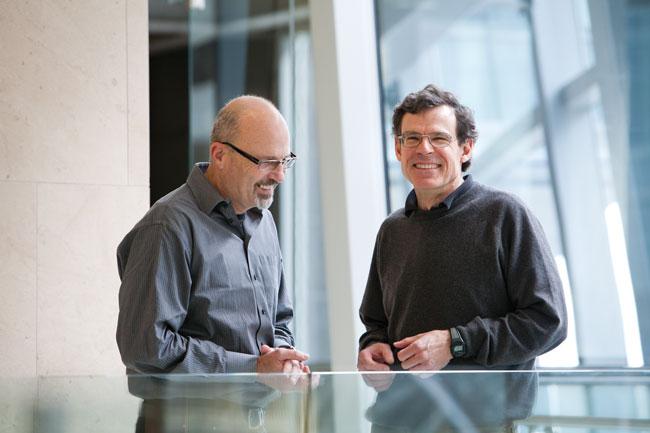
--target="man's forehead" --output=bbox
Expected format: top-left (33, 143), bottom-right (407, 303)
top-left (402, 106), bottom-right (457, 130)
top-left (236, 128), bottom-right (290, 158)
top-left (405, 105), bottom-right (455, 119)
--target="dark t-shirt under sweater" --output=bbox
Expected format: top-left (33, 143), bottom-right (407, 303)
top-left (359, 175), bottom-right (567, 370)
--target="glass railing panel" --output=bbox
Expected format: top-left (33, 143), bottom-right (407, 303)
top-left (2, 370), bottom-right (650, 432)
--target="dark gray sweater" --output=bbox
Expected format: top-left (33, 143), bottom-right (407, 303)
top-left (359, 176), bottom-right (567, 370)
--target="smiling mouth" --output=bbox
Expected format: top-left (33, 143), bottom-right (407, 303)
top-left (255, 183), bottom-right (277, 195)
top-left (413, 163), bottom-right (441, 169)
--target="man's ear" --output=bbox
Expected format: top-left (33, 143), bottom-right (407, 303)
top-left (460, 138), bottom-right (474, 163)
top-left (210, 141), bottom-right (226, 165)
top-left (394, 136), bottom-right (402, 162)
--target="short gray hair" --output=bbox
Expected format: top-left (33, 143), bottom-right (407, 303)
top-left (210, 104), bottom-right (239, 144)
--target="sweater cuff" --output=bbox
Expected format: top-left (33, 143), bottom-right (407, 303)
top-left (358, 330), bottom-right (389, 351)
top-left (224, 351), bottom-right (258, 373)
top-left (454, 325), bottom-right (474, 359)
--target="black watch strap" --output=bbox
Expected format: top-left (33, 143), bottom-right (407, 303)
top-left (450, 327), bottom-right (466, 358)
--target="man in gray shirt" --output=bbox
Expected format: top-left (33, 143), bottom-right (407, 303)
top-left (358, 85), bottom-right (567, 377)
top-left (117, 95), bottom-right (309, 374)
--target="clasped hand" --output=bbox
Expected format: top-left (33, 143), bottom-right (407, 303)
top-left (256, 344), bottom-right (313, 392)
top-left (393, 329), bottom-right (452, 370)
top-left (358, 329), bottom-right (452, 374)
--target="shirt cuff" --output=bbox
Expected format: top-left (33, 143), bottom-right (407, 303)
top-left (274, 336), bottom-right (294, 349)
top-left (224, 351), bottom-right (258, 373)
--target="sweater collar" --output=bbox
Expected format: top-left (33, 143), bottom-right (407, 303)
top-left (405, 174), bottom-right (473, 216)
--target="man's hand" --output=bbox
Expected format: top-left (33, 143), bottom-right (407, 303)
top-left (282, 359), bottom-right (311, 375)
top-left (357, 342), bottom-right (394, 371)
top-left (257, 344), bottom-right (309, 374)
top-left (361, 371), bottom-right (396, 392)
top-left (358, 343), bottom-right (395, 392)
top-left (393, 330), bottom-right (452, 371)
top-left (257, 345), bottom-right (313, 392)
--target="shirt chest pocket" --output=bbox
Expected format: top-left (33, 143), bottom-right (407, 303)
top-left (255, 254), bottom-right (281, 297)
top-left (204, 252), bottom-right (233, 290)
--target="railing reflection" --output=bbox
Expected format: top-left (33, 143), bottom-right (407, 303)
top-left (362, 372), bottom-right (536, 433)
top-left (128, 374), bottom-right (312, 433)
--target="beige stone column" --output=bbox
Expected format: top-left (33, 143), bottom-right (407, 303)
top-left (0, 0), bottom-right (150, 378)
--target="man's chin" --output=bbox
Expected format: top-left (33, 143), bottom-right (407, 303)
top-left (255, 196), bottom-right (274, 209)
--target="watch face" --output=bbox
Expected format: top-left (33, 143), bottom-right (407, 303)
top-left (450, 328), bottom-right (465, 358)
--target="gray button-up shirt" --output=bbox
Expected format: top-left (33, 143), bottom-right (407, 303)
top-left (116, 163), bottom-right (294, 374)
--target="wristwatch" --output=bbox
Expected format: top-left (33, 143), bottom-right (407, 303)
top-left (449, 327), bottom-right (466, 358)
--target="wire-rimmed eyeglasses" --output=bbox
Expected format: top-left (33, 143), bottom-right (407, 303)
top-left (397, 132), bottom-right (454, 148)
top-left (221, 141), bottom-right (297, 172)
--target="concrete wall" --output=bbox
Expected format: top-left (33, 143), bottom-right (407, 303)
top-left (0, 0), bottom-right (149, 377)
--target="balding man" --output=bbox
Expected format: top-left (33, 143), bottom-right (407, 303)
top-left (116, 96), bottom-right (309, 375)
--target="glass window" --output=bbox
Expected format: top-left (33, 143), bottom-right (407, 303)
top-left (187, 0), bottom-right (330, 368)
top-left (375, 0), bottom-right (650, 367)
top-left (149, 0), bottom-right (330, 368)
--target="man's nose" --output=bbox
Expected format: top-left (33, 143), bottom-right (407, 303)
top-left (268, 164), bottom-right (286, 183)
top-left (416, 135), bottom-right (435, 152)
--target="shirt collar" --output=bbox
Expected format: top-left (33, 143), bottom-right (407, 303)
top-left (405, 174), bottom-right (473, 216)
top-left (187, 163), bottom-right (263, 219)
top-left (187, 163), bottom-right (228, 215)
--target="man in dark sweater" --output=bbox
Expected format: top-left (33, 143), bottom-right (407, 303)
top-left (358, 84), bottom-right (567, 374)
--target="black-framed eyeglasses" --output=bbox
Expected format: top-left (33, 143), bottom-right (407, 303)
top-left (221, 141), bottom-right (297, 172)
top-left (397, 132), bottom-right (454, 148)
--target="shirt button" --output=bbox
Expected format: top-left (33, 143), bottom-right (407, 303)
top-left (253, 274), bottom-right (257, 280)
top-left (261, 309), bottom-right (266, 315)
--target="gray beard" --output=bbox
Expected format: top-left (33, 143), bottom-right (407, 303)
top-left (255, 195), bottom-right (274, 209)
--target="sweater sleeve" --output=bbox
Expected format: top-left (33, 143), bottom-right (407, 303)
top-left (359, 232), bottom-right (390, 351)
top-left (457, 202), bottom-right (568, 367)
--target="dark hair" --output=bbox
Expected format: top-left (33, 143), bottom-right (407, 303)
top-left (392, 84), bottom-right (478, 171)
